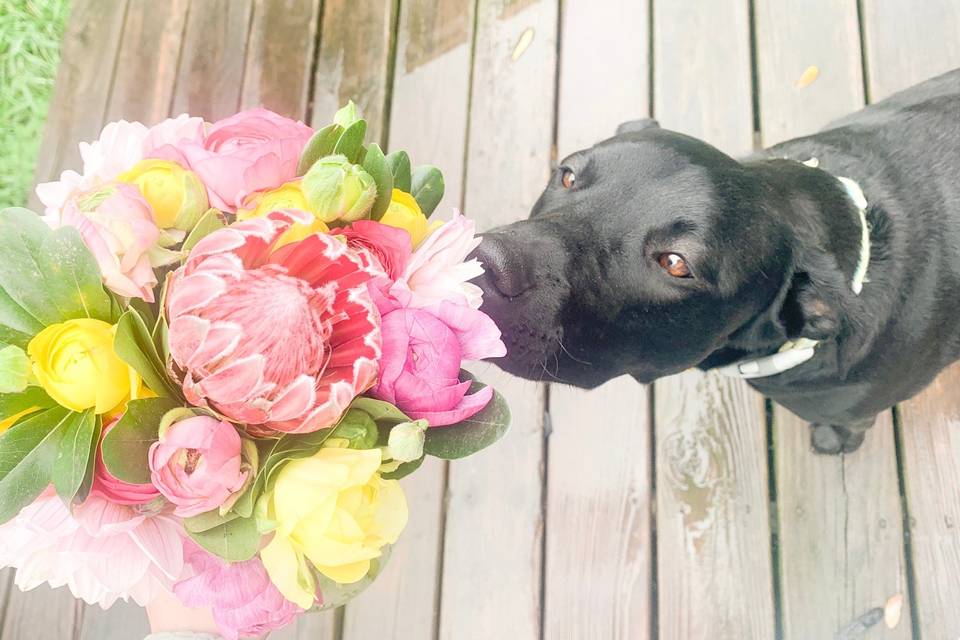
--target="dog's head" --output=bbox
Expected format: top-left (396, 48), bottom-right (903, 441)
top-left (474, 121), bottom-right (856, 386)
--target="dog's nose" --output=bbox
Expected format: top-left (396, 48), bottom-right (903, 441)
top-left (470, 233), bottom-right (535, 298)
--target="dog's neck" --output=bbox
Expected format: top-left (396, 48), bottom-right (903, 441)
top-left (700, 157), bottom-right (880, 379)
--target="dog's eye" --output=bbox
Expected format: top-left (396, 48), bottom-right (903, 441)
top-left (657, 253), bottom-right (692, 278)
top-left (560, 168), bottom-right (576, 189)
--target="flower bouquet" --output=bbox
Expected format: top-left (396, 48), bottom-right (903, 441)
top-left (0, 102), bottom-right (509, 638)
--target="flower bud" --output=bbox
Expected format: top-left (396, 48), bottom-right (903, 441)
top-left (302, 154), bottom-right (377, 223)
top-left (387, 420), bottom-right (427, 462)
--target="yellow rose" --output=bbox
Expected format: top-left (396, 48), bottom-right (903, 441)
top-left (237, 181), bottom-right (330, 247)
top-left (27, 319), bottom-right (139, 414)
top-left (118, 159), bottom-right (208, 229)
top-left (379, 189), bottom-right (441, 247)
top-left (258, 447), bottom-right (408, 608)
top-left (0, 407), bottom-right (40, 435)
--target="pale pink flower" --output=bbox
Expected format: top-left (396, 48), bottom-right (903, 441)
top-left (175, 540), bottom-right (303, 640)
top-left (176, 108), bottom-right (312, 211)
top-left (58, 183), bottom-right (161, 302)
top-left (149, 416), bottom-right (248, 518)
top-left (91, 418), bottom-right (161, 505)
top-left (166, 209), bottom-right (382, 435)
top-left (371, 298), bottom-right (506, 426)
top-left (0, 491), bottom-right (184, 609)
top-left (392, 213), bottom-right (485, 310)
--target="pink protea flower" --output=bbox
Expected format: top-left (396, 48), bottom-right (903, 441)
top-left (175, 540), bottom-right (303, 640)
top-left (166, 209), bottom-right (382, 434)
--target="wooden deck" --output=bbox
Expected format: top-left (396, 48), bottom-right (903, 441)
top-left (3, 1), bottom-right (959, 638)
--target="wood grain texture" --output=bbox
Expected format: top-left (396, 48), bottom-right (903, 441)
top-left (759, 5), bottom-right (911, 638)
top-left (79, 600), bottom-right (151, 640)
top-left (171, 0), bottom-right (254, 121)
top-left (438, 1), bottom-right (557, 638)
top-left (653, 4), bottom-right (774, 639)
top-left (29, 0), bottom-right (129, 209)
top-left (2, 584), bottom-right (83, 640)
top-left (545, 377), bottom-right (652, 640)
top-left (775, 409), bottom-right (910, 639)
top-left (655, 372), bottom-right (775, 640)
top-left (242, 0), bottom-right (321, 117)
top-left (754, 0), bottom-right (865, 146)
top-left (653, 0), bottom-right (753, 156)
top-left (106, 0), bottom-right (189, 124)
top-left (861, 0), bottom-right (960, 101)
top-left (544, 4), bottom-right (652, 638)
top-left (312, 0), bottom-right (395, 142)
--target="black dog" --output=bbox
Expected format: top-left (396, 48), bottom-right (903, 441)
top-left (474, 68), bottom-right (960, 454)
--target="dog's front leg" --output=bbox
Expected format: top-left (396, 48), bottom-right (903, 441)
top-left (810, 417), bottom-right (877, 455)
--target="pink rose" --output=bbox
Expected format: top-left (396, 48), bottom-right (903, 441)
top-left (91, 418), bottom-right (160, 505)
top-left (148, 416), bottom-right (249, 517)
top-left (59, 183), bottom-right (161, 302)
top-left (370, 301), bottom-right (507, 426)
top-left (177, 108), bottom-right (313, 211)
top-left (175, 540), bottom-right (303, 640)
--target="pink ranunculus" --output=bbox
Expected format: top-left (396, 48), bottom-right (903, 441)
top-left (92, 418), bottom-right (161, 505)
top-left (175, 540), bottom-right (304, 640)
top-left (370, 301), bottom-right (507, 426)
top-left (166, 209), bottom-right (383, 435)
top-left (177, 108), bottom-right (312, 212)
top-left (0, 491), bottom-right (184, 608)
top-left (148, 416), bottom-right (249, 518)
top-left (392, 212), bottom-right (485, 310)
top-left (58, 183), bottom-right (161, 302)
top-left (336, 220), bottom-right (412, 281)
top-left (142, 113), bottom-right (206, 160)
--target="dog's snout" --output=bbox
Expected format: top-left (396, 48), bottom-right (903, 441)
top-left (471, 234), bottom-right (535, 299)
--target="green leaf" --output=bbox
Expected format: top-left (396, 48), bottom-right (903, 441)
top-left (52, 410), bottom-right (99, 504)
top-left (314, 546), bottom-right (392, 611)
top-left (385, 151), bottom-right (412, 192)
top-left (0, 208), bottom-right (68, 326)
top-left (297, 124), bottom-right (344, 176)
top-left (0, 345), bottom-right (31, 393)
top-left (332, 119), bottom-right (368, 164)
top-left (411, 165), bottom-right (445, 217)
top-left (350, 397), bottom-right (411, 424)
top-left (114, 309), bottom-right (181, 399)
top-left (0, 406), bottom-right (71, 524)
top-left (362, 143), bottom-right (394, 220)
top-left (184, 508), bottom-right (241, 533)
top-left (0, 387), bottom-right (54, 418)
top-left (181, 208), bottom-right (227, 255)
top-left (187, 515), bottom-right (261, 562)
top-left (422, 375), bottom-right (511, 460)
top-left (333, 100), bottom-right (361, 128)
top-left (101, 397), bottom-right (181, 483)
top-left (381, 454), bottom-right (424, 480)
top-left (38, 226), bottom-right (113, 322)
top-left (0, 285), bottom-right (43, 347)
top-left (329, 409), bottom-right (379, 449)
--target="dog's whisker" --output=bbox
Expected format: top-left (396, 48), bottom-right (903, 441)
top-left (557, 337), bottom-right (592, 366)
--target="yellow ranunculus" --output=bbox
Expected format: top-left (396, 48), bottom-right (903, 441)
top-left (0, 407), bottom-right (40, 435)
top-left (237, 181), bottom-right (330, 247)
top-left (118, 159), bottom-right (208, 229)
top-left (27, 319), bottom-right (139, 414)
top-left (258, 447), bottom-right (408, 609)
top-left (378, 189), bottom-right (435, 247)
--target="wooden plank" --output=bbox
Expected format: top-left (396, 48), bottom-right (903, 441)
top-left (2, 584), bottom-right (83, 640)
top-left (438, 1), bottom-right (558, 638)
top-left (80, 601), bottom-right (150, 640)
top-left (653, 4), bottom-right (775, 639)
top-left (106, 0), bottom-right (190, 124)
top-left (864, 7), bottom-right (960, 632)
top-left (757, 5), bottom-right (911, 637)
top-left (341, 2), bottom-right (474, 637)
top-left (29, 0), bottom-right (129, 210)
top-left (311, 0), bottom-right (395, 142)
top-left (861, 0), bottom-right (960, 101)
top-left (543, 3), bottom-right (651, 638)
top-left (171, 0), bottom-right (254, 121)
top-left (242, 0), bottom-right (321, 117)
top-left (775, 411), bottom-right (910, 639)
top-left (755, 0), bottom-right (864, 146)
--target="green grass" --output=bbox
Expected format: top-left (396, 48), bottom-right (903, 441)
top-left (0, 0), bottom-right (70, 208)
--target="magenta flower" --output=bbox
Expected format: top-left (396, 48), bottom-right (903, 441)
top-left (148, 416), bottom-right (248, 518)
top-left (92, 418), bottom-right (160, 505)
top-left (371, 299), bottom-right (506, 426)
top-left (175, 540), bottom-right (304, 640)
top-left (176, 108), bottom-right (313, 211)
top-left (166, 209), bottom-right (382, 435)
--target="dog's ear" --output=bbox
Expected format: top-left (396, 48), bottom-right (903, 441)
top-left (616, 119), bottom-right (660, 135)
top-left (779, 272), bottom-right (841, 341)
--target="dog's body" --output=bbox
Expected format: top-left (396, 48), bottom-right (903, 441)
top-left (475, 69), bottom-right (960, 453)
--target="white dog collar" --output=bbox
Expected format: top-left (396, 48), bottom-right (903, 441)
top-left (718, 159), bottom-right (870, 379)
